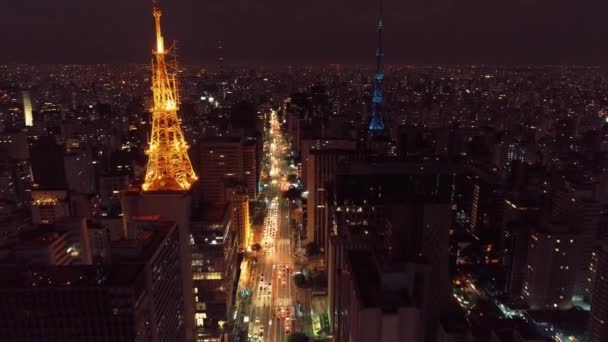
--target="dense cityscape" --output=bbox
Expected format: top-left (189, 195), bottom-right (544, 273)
top-left (2, 1), bottom-right (608, 342)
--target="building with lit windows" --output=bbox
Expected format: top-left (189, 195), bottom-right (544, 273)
top-left (522, 223), bottom-right (580, 310)
top-left (285, 109), bottom-right (306, 156)
top-left (587, 243), bottom-right (608, 341)
top-left (300, 139), bottom-right (356, 189)
top-left (504, 220), bottom-right (534, 297)
top-left (225, 184), bottom-right (251, 251)
top-left (306, 147), bottom-right (357, 249)
top-left (31, 189), bottom-right (70, 224)
top-left (111, 221), bottom-right (185, 342)
top-left (242, 138), bottom-right (258, 200)
top-left (0, 264), bottom-right (150, 342)
top-left (465, 165), bottom-right (505, 235)
top-left (0, 132), bottom-right (29, 160)
top-left (0, 154), bottom-right (31, 209)
top-left (0, 132), bottom-right (32, 211)
top-left (64, 147), bottom-right (95, 194)
top-left (0, 221), bottom-right (184, 342)
top-left (548, 181), bottom-right (602, 301)
top-left (190, 203), bottom-right (238, 340)
top-left (121, 190), bottom-right (195, 338)
top-left (329, 160), bottom-right (457, 341)
top-left (22, 91), bottom-right (33, 127)
top-left (196, 137), bottom-right (258, 203)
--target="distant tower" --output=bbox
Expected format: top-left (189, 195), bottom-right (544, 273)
top-left (368, 1), bottom-right (385, 133)
top-left (22, 91), bottom-right (33, 127)
top-left (217, 40), bottom-right (225, 68)
top-left (129, 1), bottom-right (198, 338)
top-left (216, 40), bottom-right (227, 99)
top-left (142, 0), bottom-right (197, 192)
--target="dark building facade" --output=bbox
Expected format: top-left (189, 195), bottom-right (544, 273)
top-left (0, 221), bottom-right (184, 342)
top-left (588, 243), bottom-right (608, 342)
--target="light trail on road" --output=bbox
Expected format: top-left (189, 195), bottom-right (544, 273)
top-left (236, 109), bottom-right (302, 342)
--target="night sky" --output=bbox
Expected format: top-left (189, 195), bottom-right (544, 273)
top-left (2, 0), bottom-right (607, 65)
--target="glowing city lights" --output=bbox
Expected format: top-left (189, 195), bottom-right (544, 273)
top-left (142, 2), bottom-right (197, 191)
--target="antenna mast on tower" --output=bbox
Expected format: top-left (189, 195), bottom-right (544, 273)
top-left (142, 0), bottom-right (197, 191)
top-left (368, 0), bottom-right (386, 133)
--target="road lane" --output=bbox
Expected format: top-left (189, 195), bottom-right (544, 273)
top-left (236, 109), bottom-right (304, 341)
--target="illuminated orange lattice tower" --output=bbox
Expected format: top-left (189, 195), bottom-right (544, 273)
top-left (142, 1), bottom-right (197, 191)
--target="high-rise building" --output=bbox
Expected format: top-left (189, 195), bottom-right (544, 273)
top-left (522, 223), bottom-right (580, 309)
top-left (0, 264), bottom-right (150, 342)
top-left (285, 108), bottom-right (305, 156)
top-left (112, 221), bottom-right (186, 342)
top-left (0, 167), bottom-right (18, 205)
top-left (329, 160), bottom-right (457, 341)
top-left (502, 193), bottom-right (542, 296)
top-left (196, 137), bottom-right (258, 203)
top-left (300, 139), bottom-right (355, 189)
top-left (242, 138), bottom-right (258, 199)
top-left (465, 165), bottom-right (505, 235)
top-left (0, 221), bottom-right (185, 342)
top-left (98, 173), bottom-right (129, 214)
top-left (332, 250), bottom-right (423, 342)
top-left (122, 2), bottom-right (201, 339)
top-left (0, 151), bottom-right (31, 209)
top-left (306, 147), bottom-right (356, 250)
top-left (190, 203), bottom-right (238, 339)
top-left (121, 191), bottom-right (194, 339)
top-left (504, 221), bottom-right (533, 296)
top-left (587, 243), bottom-right (608, 342)
top-left (0, 132), bottom-right (31, 209)
top-left (31, 190), bottom-right (70, 224)
top-left (30, 135), bottom-right (67, 189)
top-left (64, 147), bottom-right (95, 194)
top-left (0, 132), bottom-right (29, 160)
top-left (226, 184), bottom-right (251, 251)
top-left (548, 180), bottom-right (601, 301)
top-left (22, 91), bottom-right (33, 127)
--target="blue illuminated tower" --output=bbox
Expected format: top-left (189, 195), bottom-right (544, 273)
top-left (368, 1), bottom-right (385, 133)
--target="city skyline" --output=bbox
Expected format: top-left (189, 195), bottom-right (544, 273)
top-left (2, 0), bottom-right (608, 65)
top-left (3, 1), bottom-right (608, 341)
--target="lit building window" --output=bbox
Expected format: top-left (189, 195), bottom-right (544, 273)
top-left (193, 272), bottom-right (222, 280)
top-left (195, 313), bottom-right (206, 327)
